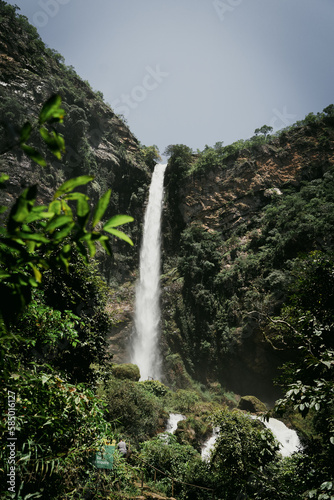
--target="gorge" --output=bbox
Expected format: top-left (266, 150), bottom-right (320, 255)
top-left (1, 4), bottom-right (334, 498)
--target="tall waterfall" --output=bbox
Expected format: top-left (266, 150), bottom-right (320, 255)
top-left (131, 163), bottom-right (167, 380)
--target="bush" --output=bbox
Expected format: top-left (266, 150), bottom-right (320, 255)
top-left (104, 379), bottom-right (166, 443)
top-left (112, 363), bottom-right (140, 381)
top-left (208, 409), bottom-right (279, 498)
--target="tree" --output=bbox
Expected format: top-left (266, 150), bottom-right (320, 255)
top-left (0, 95), bottom-right (135, 498)
top-left (141, 144), bottom-right (161, 171)
top-left (269, 252), bottom-right (334, 497)
top-left (254, 124), bottom-right (273, 138)
top-left (208, 409), bottom-right (279, 499)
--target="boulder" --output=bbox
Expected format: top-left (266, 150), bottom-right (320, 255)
top-left (238, 395), bottom-right (267, 413)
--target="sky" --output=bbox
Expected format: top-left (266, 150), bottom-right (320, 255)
top-left (5, 0), bottom-right (334, 157)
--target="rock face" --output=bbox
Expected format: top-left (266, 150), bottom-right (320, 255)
top-left (161, 117), bottom-right (334, 402)
top-left (2, 4), bottom-right (334, 402)
top-left (0, 3), bottom-right (151, 280)
top-left (176, 132), bottom-right (334, 236)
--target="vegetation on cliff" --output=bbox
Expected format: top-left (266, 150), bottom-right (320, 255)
top-left (0, 1), bottom-right (334, 498)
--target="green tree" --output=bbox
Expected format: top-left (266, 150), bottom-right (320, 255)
top-left (254, 124), bottom-right (273, 138)
top-left (0, 95), bottom-right (134, 498)
top-left (141, 144), bottom-right (161, 171)
top-left (208, 409), bottom-right (279, 499)
top-left (104, 379), bottom-right (166, 444)
top-left (269, 252), bottom-right (334, 496)
top-left (140, 434), bottom-right (200, 498)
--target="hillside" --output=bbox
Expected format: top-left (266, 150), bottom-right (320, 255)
top-left (0, 1), bottom-right (152, 281)
top-left (161, 112), bottom-right (334, 402)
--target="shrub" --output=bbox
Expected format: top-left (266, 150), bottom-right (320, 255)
top-left (104, 379), bottom-right (166, 443)
top-left (112, 363), bottom-right (140, 381)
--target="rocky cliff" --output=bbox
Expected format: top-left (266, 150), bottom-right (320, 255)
top-left (1, 2), bottom-right (334, 403)
top-left (162, 114), bottom-right (334, 403)
top-left (0, 2), bottom-right (151, 282)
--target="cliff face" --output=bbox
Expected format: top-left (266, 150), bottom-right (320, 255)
top-left (2, 4), bottom-right (334, 402)
top-left (0, 3), bottom-right (151, 281)
top-left (162, 116), bottom-right (334, 402)
top-left (168, 123), bottom-right (334, 238)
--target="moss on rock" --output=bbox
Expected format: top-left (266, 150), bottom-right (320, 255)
top-left (238, 395), bottom-right (267, 413)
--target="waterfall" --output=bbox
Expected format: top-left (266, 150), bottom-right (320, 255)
top-left (165, 413), bottom-right (186, 434)
top-left (201, 427), bottom-right (219, 461)
top-left (131, 163), bottom-right (167, 381)
top-left (159, 413), bottom-right (186, 442)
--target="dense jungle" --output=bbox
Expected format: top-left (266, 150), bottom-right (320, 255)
top-left (0, 2), bottom-right (333, 499)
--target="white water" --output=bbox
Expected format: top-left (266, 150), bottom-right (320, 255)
top-left (165, 413), bottom-right (186, 434)
top-left (259, 417), bottom-right (302, 457)
top-left (131, 163), bottom-right (167, 381)
top-left (201, 427), bottom-right (219, 461)
top-left (201, 416), bottom-right (301, 461)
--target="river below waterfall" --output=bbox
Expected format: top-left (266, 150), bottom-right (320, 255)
top-left (201, 415), bottom-right (302, 460)
top-left (165, 413), bottom-right (186, 434)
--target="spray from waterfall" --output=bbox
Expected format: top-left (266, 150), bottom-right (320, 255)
top-left (131, 163), bottom-right (167, 380)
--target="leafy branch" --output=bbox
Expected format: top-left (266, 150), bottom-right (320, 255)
top-left (0, 95), bottom-right (134, 325)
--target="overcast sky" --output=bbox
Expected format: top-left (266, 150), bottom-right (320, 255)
top-left (6, 0), bottom-right (334, 156)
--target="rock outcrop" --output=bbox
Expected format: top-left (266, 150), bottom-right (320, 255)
top-left (0, 3), bottom-right (151, 280)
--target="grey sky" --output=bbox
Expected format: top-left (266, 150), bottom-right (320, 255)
top-left (5, 0), bottom-right (334, 156)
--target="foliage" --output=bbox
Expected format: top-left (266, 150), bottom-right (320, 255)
top-left (103, 379), bottom-right (166, 444)
top-left (139, 379), bottom-right (170, 398)
top-left (140, 434), bottom-right (200, 498)
top-left (0, 95), bottom-right (134, 328)
top-left (140, 144), bottom-right (161, 171)
top-left (0, 91), bottom-right (135, 499)
top-left (171, 389), bottom-right (200, 413)
top-left (0, 369), bottom-right (114, 499)
top-left (269, 252), bottom-right (334, 495)
top-left (111, 363), bottom-right (140, 381)
top-left (21, 256), bottom-right (113, 384)
top-left (175, 225), bottom-right (233, 377)
top-left (254, 124), bottom-right (273, 138)
top-left (208, 409), bottom-right (279, 499)
top-left (10, 290), bottom-right (82, 366)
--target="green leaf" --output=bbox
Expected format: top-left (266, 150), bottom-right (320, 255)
top-left (28, 263), bottom-right (42, 283)
top-left (0, 270), bottom-right (11, 279)
top-left (52, 222), bottom-right (75, 240)
top-left (39, 94), bottom-right (65, 124)
top-left (92, 190), bottom-right (111, 228)
top-left (48, 199), bottom-right (62, 214)
top-left (0, 173), bottom-right (9, 183)
top-left (86, 239), bottom-right (97, 258)
top-left (20, 122), bottom-right (32, 143)
top-left (103, 227), bottom-right (133, 246)
top-left (18, 232), bottom-right (49, 244)
top-left (25, 211), bottom-right (54, 224)
top-left (46, 215), bottom-right (73, 232)
top-left (99, 236), bottom-right (113, 256)
top-left (54, 175), bottom-right (94, 199)
top-left (21, 144), bottom-right (47, 166)
top-left (39, 127), bottom-right (65, 159)
top-left (9, 185), bottom-right (37, 225)
top-left (77, 197), bottom-right (90, 217)
top-left (62, 192), bottom-right (88, 201)
top-left (61, 244), bottom-right (71, 255)
top-left (103, 214), bottom-right (134, 230)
